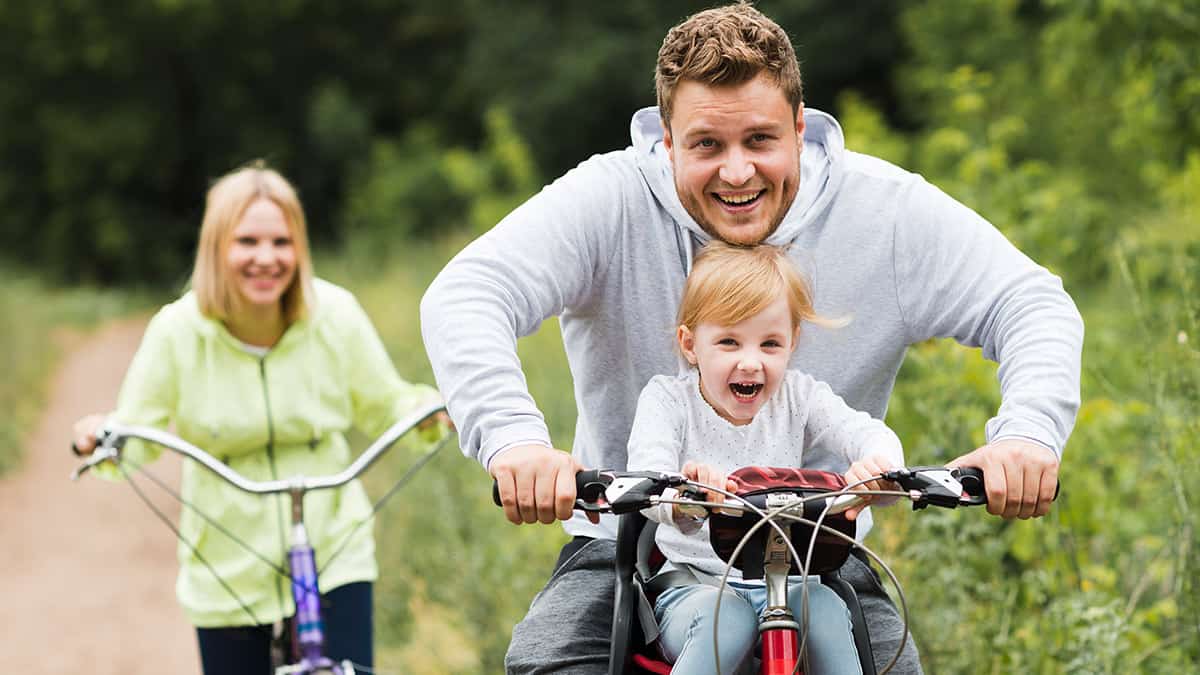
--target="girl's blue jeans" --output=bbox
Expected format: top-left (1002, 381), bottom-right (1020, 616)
top-left (654, 577), bottom-right (863, 675)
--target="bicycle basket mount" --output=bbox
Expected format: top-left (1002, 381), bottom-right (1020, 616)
top-left (708, 466), bottom-right (856, 579)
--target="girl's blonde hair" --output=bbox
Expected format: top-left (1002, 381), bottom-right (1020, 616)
top-left (191, 161), bottom-right (314, 324)
top-left (678, 241), bottom-right (835, 332)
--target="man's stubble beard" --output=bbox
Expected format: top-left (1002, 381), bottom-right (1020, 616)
top-left (676, 148), bottom-right (802, 246)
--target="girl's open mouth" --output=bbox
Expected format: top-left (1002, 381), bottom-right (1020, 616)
top-left (729, 382), bottom-right (763, 400)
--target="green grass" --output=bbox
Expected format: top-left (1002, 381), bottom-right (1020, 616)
top-left (0, 264), bottom-right (156, 475)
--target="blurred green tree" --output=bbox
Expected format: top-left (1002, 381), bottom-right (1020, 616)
top-left (893, 0), bottom-right (1200, 284)
top-left (0, 0), bottom-right (909, 284)
top-left (0, 0), bottom-right (479, 283)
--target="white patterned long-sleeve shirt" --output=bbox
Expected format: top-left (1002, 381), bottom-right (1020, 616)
top-left (626, 368), bottom-right (904, 579)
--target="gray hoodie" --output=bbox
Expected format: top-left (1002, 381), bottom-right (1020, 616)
top-left (420, 107), bottom-right (1083, 540)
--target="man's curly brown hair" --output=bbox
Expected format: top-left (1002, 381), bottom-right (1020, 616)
top-left (655, 2), bottom-right (803, 128)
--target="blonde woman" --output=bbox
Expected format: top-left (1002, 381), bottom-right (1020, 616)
top-left (72, 162), bottom-right (444, 674)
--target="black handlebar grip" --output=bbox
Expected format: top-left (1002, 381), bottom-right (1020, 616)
top-left (491, 469), bottom-right (611, 508)
top-left (954, 467), bottom-right (986, 499)
top-left (574, 469), bottom-right (608, 503)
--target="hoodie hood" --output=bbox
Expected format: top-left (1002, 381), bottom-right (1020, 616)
top-left (632, 106), bottom-right (844, 271)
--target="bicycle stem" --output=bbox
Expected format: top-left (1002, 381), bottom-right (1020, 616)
top-left (760, 492), bottom-right (802, 675)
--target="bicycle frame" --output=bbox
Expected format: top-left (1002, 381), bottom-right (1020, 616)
top-left (75, 400), bottom-right (448, 675)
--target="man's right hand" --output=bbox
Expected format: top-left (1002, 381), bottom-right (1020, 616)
top-left (490, 444), bottom-right (596, 525)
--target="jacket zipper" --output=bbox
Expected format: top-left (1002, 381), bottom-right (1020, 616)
top-left (260, 356), bottom-right (288, 620)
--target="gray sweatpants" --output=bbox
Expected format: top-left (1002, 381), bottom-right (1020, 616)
top-left (504, 538), bottom-right (922, 675)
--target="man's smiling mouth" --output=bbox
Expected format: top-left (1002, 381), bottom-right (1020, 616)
top-left (714, 190), bottom-right (764, 207)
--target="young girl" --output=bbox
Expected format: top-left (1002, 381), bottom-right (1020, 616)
top-left (72, 162), bottom-right (445, 675)
top-left (626, 241), bottom-right (903, 675)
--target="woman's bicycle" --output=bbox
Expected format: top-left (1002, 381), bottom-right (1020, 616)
top-left (71, 401), bottom-right (450, 675)
top-left (498, 464), bottom-right (1054, 675)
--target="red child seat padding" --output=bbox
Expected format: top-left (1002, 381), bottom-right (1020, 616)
top-left (708, 467), bottom-right (856, 579)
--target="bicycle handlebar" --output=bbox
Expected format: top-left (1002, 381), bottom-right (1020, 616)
top-left (71, 400), bottom-right (448, 494)
top-left (492, 465), bottom-right (1058, 516)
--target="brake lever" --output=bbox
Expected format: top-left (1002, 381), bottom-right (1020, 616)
top-left (603, 472), bottom-right (688, 515)
top-left (70, 425), bottom-right (124, 481)
top-left (882, 466), bottom-right (971, 509)
top-left (70, 444), bottom-right (120, 481)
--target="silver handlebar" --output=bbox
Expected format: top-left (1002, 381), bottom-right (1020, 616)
top-left (657, 491), bottom-right (868, 517)
top-left (71, 400), bottom-right (448, 494)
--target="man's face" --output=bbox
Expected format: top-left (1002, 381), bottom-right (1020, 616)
top-left (663, 73), bottom-right (805, 245)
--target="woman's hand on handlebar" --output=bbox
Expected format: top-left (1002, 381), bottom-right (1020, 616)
top-left (417, 410), bottom-right (454, 431)
top-left (842, 454), bottom-right (901, 521)
top-left (489, 444), bottom-right (599, 525)
top-left (71, 413), bottom-right (108, 456)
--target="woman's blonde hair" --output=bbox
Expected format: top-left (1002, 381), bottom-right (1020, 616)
top-left (678, 241), bottom-right (834, 333)
top-left (191, 161), bottom-right (314, 324)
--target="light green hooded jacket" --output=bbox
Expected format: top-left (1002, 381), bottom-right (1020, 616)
top-left (103, 278), bottom-right (442, 627)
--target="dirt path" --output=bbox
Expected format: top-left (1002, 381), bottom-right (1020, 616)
top-left (0, 319), bottom-right (199, 674)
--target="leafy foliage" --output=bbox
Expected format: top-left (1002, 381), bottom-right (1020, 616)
top-left (339, 107), bottom-right (540, 256)
top-left (0, 0), bottom-right (481, 283)
top-left (891, 0), bottom-right (1200, 286)
top-left (0, 0), bottom-right (907, 285)
top-left (836, 1), bottom-right (1200, 670)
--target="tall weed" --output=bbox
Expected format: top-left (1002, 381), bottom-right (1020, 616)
top-left (0, 266), bottom-right (150, 474)
top-left (321, 237), bottom-right (574, 673)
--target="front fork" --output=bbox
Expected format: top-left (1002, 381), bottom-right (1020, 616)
top-left (759, 494), bottom-right (804, 675)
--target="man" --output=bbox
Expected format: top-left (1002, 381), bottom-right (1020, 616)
top-left (421, 3), bottom-right (1082, 673)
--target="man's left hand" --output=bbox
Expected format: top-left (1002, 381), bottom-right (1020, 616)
top-left (948, 438), bottom-right (1059, 519)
